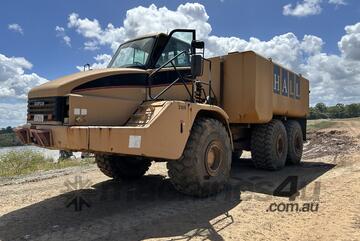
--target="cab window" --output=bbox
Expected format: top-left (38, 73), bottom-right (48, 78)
top-left (156, 32), bottom-right (192, 67)
top-left (109, 37), bottom-right (154, 68)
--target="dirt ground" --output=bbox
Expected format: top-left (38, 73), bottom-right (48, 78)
top-left (0, 119), bottom-right (360, 241)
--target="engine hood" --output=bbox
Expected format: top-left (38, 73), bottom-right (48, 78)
top-left (28, 68), bottom-right (148, 98)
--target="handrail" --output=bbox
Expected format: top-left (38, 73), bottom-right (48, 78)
top-left (147, 51), bottom-right (194, 101)
top-left (147, 50), bottom-right (217, 105)
top-left (148, 50), bottom-right (187, 78)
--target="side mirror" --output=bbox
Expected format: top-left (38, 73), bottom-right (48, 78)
top-left (190, 40), bottom-right (204, 77)
top-left (191, 54), bottom-right (203, 77)
top-left (191, 40), bottom-right (205, 49)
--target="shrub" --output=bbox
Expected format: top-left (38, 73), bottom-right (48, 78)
top-left (0, 150), bottom-right (93, 177)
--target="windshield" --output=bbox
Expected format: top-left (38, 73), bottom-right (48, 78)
top-left (108, 37), bottom-right (155, 68)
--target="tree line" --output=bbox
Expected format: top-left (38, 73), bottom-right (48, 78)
top-left (0, 127), bottom-right (22, 147)
top-left (0, 126), bottom-right (14, 134)
top-left (309, 103), bottom-right (360, 119)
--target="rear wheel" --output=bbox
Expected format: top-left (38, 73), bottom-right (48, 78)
top-left (96, 154), bottom-right (151, 180)
top-left (167, 118), bottom-right (232, 197)
top-left (285, 120), bottom-right (303, 164)
top-left (251, 119), bottom-right (288, 170)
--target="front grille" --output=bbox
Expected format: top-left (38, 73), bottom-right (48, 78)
top-left (28, 97), bottom-right (68, 123)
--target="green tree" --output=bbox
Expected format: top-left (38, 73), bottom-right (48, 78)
top-left (315, 102), bottom-right (327, 113)
top-left (309, 107), bottom-right (321, 119)
top-left (327, 103), bottom-right (346, 118)
top-left (309, 102), bottom-right (360, 119)
top-left (345, 103), bottom-right (360, 118)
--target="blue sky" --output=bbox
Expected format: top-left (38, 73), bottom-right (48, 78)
top-left (0, 0), bottom-right (360, 127)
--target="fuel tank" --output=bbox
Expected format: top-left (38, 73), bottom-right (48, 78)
top-left (201, 51), bottom-right (309, 123)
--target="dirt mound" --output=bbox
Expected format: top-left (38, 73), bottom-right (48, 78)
top-left (303, 129), bottom-right (358, 159)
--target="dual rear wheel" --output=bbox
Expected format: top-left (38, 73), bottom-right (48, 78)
top-left (251, 119), bottom-right (303, 170)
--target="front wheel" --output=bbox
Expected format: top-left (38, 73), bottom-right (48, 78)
top-left (96, 154), bottom-right (151, 180)
top-left (167, 118), bottom-right (232, 197)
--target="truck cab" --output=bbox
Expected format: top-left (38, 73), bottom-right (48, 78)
top-left (26, 30), bottom-right (200, 127)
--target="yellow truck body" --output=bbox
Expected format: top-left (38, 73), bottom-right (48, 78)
top-left (15, 29), bottom-right (310, 196)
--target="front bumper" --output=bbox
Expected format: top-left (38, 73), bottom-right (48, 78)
top-left (14, 101), bottom-right (231, 160)
top-left (15, 124), bottom-right (184, 160)
top-left (15, 127), bottom-right (53, 147)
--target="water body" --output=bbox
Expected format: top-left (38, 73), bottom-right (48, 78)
top-left (0, 145), bottom-right (82, 160)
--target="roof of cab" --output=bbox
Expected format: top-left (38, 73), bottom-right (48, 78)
top-left (121, 32), bottom-right (168, 45)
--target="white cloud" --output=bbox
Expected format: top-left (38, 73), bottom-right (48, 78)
top-left (8, 23), bottom-right (24, 35)
top-left (63, 36), bottom-right (71, 46)
top-left (76, 54), bottom-right (112, 71)
top-left (0, 53), bottom-right (48, 127)
top-left (67, 3), bottom-right (211, 52)
top-left (84, 41), bottom-right (99, 51)
top-left (205, 33), bottom-right (308, 71)
top-left (298, 22), bottom-right (360, 104)
top-left (67, 13), bottom-right (125, 51)
top-left (55, 26), bottom-right (65, 32)
top-left (283, 0), bottom-right (322, 17)
top-left (328, 0), bottom-right (347, 5)
top-left (300, 53), bottom-right (360, 104)
top-left (0, 103), bottom-right (27, 127)
top-left (338, 22), bottom-right (360, 61)
top-left (68, 13), bottom-right (102, 39)
top-left (300, 35), bottom-right (324, 54)
top-left (55, 26), bottom-right (71, 46)
top-left (0, 54), bottom-right (47, 100)
top-left (283, 0), bottom-right (348, 17)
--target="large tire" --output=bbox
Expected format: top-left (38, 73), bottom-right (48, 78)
top-left (96, 154), bottom-right (151, 180)
top-left (285, 120), bottom-right (303, 164)
top-left (251, 119), bottom-right (288, 170)
top-left (167, 118), bottom-right (232, 197)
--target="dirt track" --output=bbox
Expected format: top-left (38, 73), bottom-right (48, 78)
top-left (0, 119), bottom-right (360, 241)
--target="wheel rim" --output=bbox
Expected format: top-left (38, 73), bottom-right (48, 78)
top-left (205, 141), bottom-right (222, 176)
top-left (276, 134), bottom-right (284, 157)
